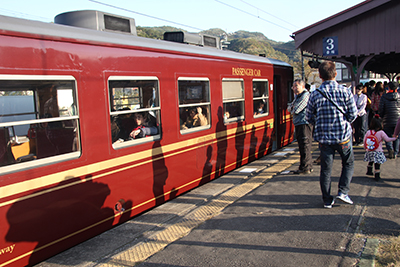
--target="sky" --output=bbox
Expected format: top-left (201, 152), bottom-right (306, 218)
top-left (0, 0), bottom-right (365, 42)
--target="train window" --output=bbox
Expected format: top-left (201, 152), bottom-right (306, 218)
top-left (108, 77), bottom-right (161, 148)
top-left (222, 79), bottom-right (244, 123)
top-left (0, 75), bottom-right (80, 172)
top-left (178, 78), bottom-right (210, 134)
top-left (253, 79), bottom-right (269, 117)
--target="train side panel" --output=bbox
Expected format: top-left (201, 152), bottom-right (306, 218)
top-left (0, 24), bottom-right (293, 266)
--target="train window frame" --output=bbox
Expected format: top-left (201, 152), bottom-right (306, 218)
top-left (252, 79), bottom-right (269, 118)
top-left (178, 77), bottom-right (211, 134)
top-left (222, 78), bottom-right (245, 123)
top-left (0, 75), bottom-right (80, 174)
top-left (108, 76), bottom-right (161, 149)
top-left (287, 81), bottom-right (294, 103)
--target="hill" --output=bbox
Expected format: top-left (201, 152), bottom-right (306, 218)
top-left (136, 26), bottom-right (182, 39)
top-left (136, 26), bottom-right (297, 64)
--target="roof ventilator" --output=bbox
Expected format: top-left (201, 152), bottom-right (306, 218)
top-left (55, 10), bottom-right (137, 35)
top-left (164, 31), bottom-right (220, 49)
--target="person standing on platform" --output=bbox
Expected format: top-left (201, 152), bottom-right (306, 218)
top-left (287, 79), bottom-right (313, 174)
top-left (378, 81), bottom-right (400, 159)
top-left (306, 61), bottom-right (358, 209)
top-left (370, 82), bottom-right (384, 117)
top-left (368, 80), bottom-right (376, 98)
top-left (353, 84), bottom-right (368, 146)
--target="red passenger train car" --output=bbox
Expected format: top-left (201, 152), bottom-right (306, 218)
top-left (0, 10), bottom-right (294, 266)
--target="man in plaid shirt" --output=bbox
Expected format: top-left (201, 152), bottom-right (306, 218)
top-left (306, 61), bottom-right (357, 209)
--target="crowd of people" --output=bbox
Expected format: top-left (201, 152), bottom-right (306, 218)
top-left (288, 61), bottom-right (400, 208)
top-left (351, 79), bottom-right (400, 158)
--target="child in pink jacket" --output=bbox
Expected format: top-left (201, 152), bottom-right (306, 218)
top-left (364, 115), bottom-right (398, 181)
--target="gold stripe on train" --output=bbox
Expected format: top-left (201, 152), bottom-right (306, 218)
top-left (0, 120), bottom-right (275, 266)
top-left (0, 152), bottom-right (253, 267)
top-left (0, 119), bottom-right (273, 206)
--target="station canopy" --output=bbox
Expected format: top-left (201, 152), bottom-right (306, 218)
top-left (292, 0), bottom-right (400, 83)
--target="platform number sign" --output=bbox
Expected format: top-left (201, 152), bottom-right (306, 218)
top-left (323, 36), bottom-right (338, 56)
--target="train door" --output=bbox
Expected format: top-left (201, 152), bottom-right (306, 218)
top-left (273, 74), bottom-right (293, 149)
top-left (272, 75), bottom-right (279, 151)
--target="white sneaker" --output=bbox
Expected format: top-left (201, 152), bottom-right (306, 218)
top-left (324, 199), bottom-right (335, 209)
top-left (336, 193), bottom-right (353, 205)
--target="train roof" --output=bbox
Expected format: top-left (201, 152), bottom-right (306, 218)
top-left (0, 13), bottom-right (292, 68)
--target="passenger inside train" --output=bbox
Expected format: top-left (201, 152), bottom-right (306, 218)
top-left (112, 110), bottom-right (159, 143)
top-left (254, 101), bottom-right (266, 115)
top-left (0, 79), bottom-right (79, 167)
top-left (111, 116), bottom-right (123, 144)
top-left (252, 80), bottom-right (269, 117)
top-left (178, 79), bottom-right (211, 132)
top-left (129, 112), bottom-right (158, 139)
top-left (113, 108), bottom-right (133, 141)
top-left (109, 79), bottom-right (161, 146)
top-left (180, 106), bottom-right (208, 130)
top-left (223, 102), bottom-right (244, 123)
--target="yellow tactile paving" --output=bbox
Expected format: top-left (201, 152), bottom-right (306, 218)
top-left (98, 152), bottom-right (299, 266)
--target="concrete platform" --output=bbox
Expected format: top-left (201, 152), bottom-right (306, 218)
top-left (34, 142), bottom-right (400, 267)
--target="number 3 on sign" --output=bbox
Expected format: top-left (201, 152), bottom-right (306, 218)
top-left (323, 36), bottom-right (338, 56)
top-left (326, 38), bottom-right (334, 51)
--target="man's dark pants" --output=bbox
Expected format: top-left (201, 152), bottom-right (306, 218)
top-left (353, 113), bottom-right (367, 144)
top-left (319, 140), bottom-right (354, 204)
top-left (295, 123), bottom-right (313, 171)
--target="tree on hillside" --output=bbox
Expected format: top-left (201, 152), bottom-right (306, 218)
top-left (137, 26), bottom-right (182, 39)
top-left (228, 38), bottom-right (289, 62)
top-left (230, 31), bottom-right (270, 42)
top-left (273, 41), bottom-right (296, 61)
top-left (136, 26), bottom-right (294, 65)
top-left (201, 28), bottom-right (227, 37)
